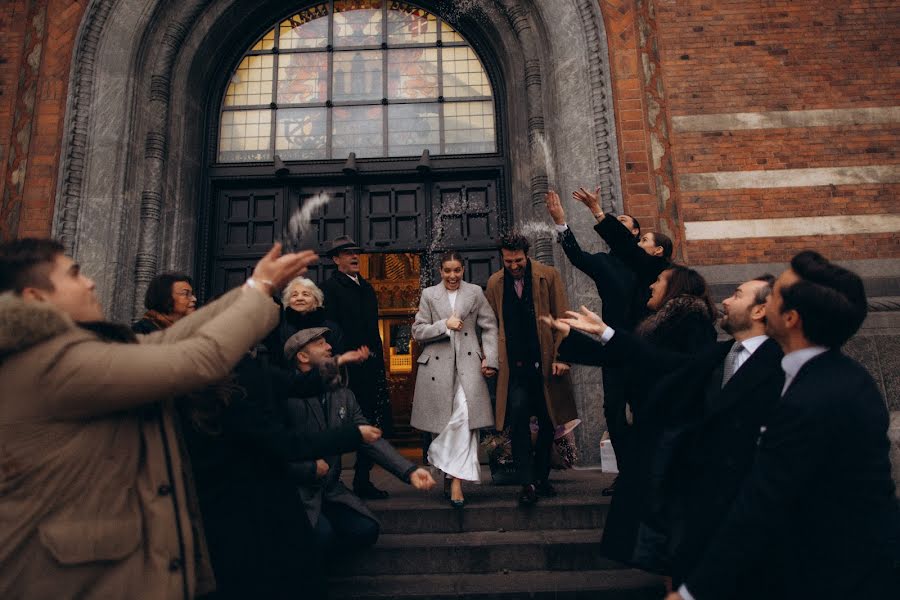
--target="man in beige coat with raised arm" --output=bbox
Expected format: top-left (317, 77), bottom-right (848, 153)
top-left (0, 239), bottom-right (321, 600)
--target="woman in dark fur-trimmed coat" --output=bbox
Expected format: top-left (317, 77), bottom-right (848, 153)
top-left (558, 265), bottom-right (718, 566)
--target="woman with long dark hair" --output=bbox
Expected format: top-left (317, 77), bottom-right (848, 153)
top-left (410, 250), bottom-right (499, 507)
top-left (551, 264), bottom-right (718, 568)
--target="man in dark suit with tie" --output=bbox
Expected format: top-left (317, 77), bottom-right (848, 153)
top-left (672, 251), bottom-right (900, 600)
top-left (632, 275), bottom-right (784, 587)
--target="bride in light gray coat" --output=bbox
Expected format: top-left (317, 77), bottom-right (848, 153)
top-left (411, 251), bottom-right (499, 507)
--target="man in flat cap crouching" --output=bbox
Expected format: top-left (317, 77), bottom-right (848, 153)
top-left (283, 327), bottom-right (435, 554)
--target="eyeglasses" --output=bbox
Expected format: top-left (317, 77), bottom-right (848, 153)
top-left (174, 290), bottom-right (195, 298)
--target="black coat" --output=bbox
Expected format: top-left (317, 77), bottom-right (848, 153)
top-left (557, 227), bottom-right (636, 330)
top-left (320, 272), bottom-right (392, 433)
top-left (685, 350), bottom-right (900, 600)
top-left (557, 295), bottom-right (717, 564)
top-left (634, 338), bottom-right (784, 591)
top-left (594, 215), bottom-right (670, 326)
top-left (182, 353), bottom-right (362, 600)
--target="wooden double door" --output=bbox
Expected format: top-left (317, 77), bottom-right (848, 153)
top-left (206, 173), bottom-right (506, 297)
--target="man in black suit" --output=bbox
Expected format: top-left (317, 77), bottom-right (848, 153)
top-left (671, 251), bottom-right (900, 600)
top-left (320, 235), bottom-right (393, 499)
top-left (632, 275), bottom-right (784, 586)
top-left (547, 189), bottom-right (671, 495)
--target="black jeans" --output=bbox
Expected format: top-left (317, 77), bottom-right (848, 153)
top-left (507, 365), bottom-right (554, 486)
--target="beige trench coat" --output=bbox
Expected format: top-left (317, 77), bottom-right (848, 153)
top-left (484, 259), bottom-right (578, 430)
top-left (0, 286), bottom-right (278, 600)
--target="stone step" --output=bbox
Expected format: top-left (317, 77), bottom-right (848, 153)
top-left (343, 529), bottom-right (616, 576)
top-left (330, 569), bottom-right (665, 599)
top-left (374, 495), bottom-right (608, 534)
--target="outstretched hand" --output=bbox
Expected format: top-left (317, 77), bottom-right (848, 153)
top-left (338, 346), bottom-right (371, 366)
top-left (559, 305), bottom-right (608, 336)
top-left (540, 314), bottom-right (571, 338)
top-left (250, 243), bottom-right (318, 295)
top-left (545, 190), bottom-right (566, 225)
top-left (358, 425), bottom-right (382, 444)
top-left (572, 186), bottom-right (603, 218)
top-left (409, 468), bottom-right (436, 490)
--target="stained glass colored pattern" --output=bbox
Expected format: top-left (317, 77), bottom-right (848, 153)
top-left (217, 2), bottom-right (496, 162)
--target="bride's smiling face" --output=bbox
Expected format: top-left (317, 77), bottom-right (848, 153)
top-left (440, 259), bottom-right (464, 291)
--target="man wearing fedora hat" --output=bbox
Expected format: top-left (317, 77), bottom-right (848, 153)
top-left (283, 327), bottom-right (435, 554)
top-left (320, 235), bottom-right (394, 499)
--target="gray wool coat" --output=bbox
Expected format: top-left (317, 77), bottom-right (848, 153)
top-left (410, 280), bottom-right (499, 434)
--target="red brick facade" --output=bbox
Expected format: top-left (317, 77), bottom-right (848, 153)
top-left (1, 0), bottom-right (897, 266)
top-left (0, 0), bottom-right (87, 241)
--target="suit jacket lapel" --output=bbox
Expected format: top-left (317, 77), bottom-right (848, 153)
top-left (708, 338), bottom-right (780, 417)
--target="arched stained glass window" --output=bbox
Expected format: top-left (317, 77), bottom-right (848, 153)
top-left (217, 1), bottom-right (497, 163)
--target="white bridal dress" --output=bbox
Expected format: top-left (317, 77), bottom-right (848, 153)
top-left (426, 289), bottom-right (481, 482)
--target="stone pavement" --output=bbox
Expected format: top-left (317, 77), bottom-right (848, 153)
top-left (330, 467), bottom-right (665, 599)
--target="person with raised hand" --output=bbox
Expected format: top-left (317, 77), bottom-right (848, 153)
top-left (0, 239), bottom-right (325, 599)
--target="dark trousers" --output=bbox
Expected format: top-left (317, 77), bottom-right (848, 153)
top-left (353, 452), bottom-right (375, 488)
top-left (313, 502), bottom-right (380, 556)
top-left (602, 367), bottom-right (631, 468)
top-left (507, 366), bottom-right (554, 486)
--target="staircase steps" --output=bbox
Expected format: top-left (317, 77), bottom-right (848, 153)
top-left (329, 468), bottom-right (665, 599)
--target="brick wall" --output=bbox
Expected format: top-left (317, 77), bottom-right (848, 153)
top-left (0, 0), bottom-right (86, 241)
top-left (601, 0), bottom-right (900, 266)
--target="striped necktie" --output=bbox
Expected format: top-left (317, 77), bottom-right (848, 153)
top-left (721, 341), bottom-right (744, 388)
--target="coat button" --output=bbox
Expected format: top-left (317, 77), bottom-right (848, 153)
top-left (464, 332), bottom-right (468, 336)
top-left (468, 352), bottom-right (472, 355)
top-left (157, 483), bottom-right (172, 496)
top-left (169, 558), bottom-right (183, 572)
top-left (431, 377), bottom-right (435, 381)
top-left (435, 356), bottom-right (439, 360)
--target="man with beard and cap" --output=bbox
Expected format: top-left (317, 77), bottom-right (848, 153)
top-left (319, 235), bottom-right (393, 499)
top-left (282, 327), bottom-right (435, 554)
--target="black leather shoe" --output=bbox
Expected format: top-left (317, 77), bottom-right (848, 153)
top-left (354, 483), bottom-right (390, 500)
top-left (518, 484), bottom-right (538, 507)
top-left (450, 497), bottom-right (466, 509)
top-left (601, 476), bottom-right (618, 497)
top-left (535, 480), bottom-right (558, 498)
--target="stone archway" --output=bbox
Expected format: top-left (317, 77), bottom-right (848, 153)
top-left (54, 0), bottom-right (622, 463)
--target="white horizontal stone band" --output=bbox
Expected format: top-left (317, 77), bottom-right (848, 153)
top-left (684, 214), bottom-right (900, 240)
top-left (672, 106), bottom-right (900, 132)
top-left (680, 165), bottom-right (900, 191)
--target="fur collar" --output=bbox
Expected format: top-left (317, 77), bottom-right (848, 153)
top-left (636, 294), bottom-right (714, 339)
top-left (0, 292), bottom-right (75, 359)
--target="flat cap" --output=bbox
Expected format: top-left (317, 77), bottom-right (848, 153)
top-left (283, 327), bottom-right (330, 361)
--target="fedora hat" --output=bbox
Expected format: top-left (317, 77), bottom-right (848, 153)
top-left (324, 235), bottom-right (363, 257)
top-left (283, 327), bottom-right (330, 361)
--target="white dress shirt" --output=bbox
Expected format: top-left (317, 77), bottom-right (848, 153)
top-left (780, 345), bottom-right (828, 396)
top-left (731, 334), bottom-right (768, 372)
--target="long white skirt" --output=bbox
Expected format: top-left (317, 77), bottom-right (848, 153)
top-left (427, 383), bottom-right (481, 482)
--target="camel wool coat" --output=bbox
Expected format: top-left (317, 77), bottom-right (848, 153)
top-left (0, 286), bottom-right (278, 600)
top-left (484, 259), bottom-right (578, 430)
top-left (410, 280), bottom-right (498, 433)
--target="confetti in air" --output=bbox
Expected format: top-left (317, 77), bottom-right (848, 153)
top-left (284, 192), bottom-right (331, 251)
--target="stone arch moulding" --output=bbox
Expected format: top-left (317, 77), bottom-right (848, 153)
top-left (54, 0), bottom-right (622, 325)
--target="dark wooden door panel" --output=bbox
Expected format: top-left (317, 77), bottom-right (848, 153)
top-left (216, 188), bottom-right (283, 257)
top-left (431, 180), bottom-right (498, 250)
top-left (360, 183), bottom-right (426, 252)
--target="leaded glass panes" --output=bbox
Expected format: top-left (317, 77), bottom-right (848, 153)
top-left (217, 2), bottom-right (497, 162)
top-left (276, 108), bottom-right (327, 160)
top-left (388, 103), bottom-right (439, 156)
top-left (333, 50), bottom-right (383, 102)
top-left (333, 105), bottom-right (383, 158)
top-left (442, 47), bottom-right (491, 98)
top-left (387, 5), bottom-right (438, 44)
top-left (444, 101), bottom-right (495, 154)
top-left (278, 53), bottom-right (329, 104)
top-left (224, 55), bottom-right (273, 107)
top-left (218, 110), bottom-right (272, 162)
top-left (334, 0), bottom-right (383, 47)
top-left (387, 48), bottom-right (438, 100)
top-left (280, 4), bottom-right (330, 49)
